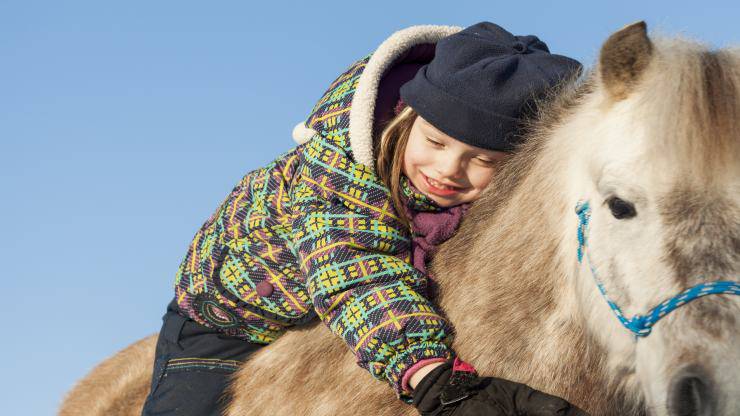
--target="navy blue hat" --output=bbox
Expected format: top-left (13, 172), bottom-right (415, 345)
top-left (400, 22), bottom-right (582, 152)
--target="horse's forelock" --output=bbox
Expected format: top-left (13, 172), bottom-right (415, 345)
top-left (637, 39), bottom-right (740, 181)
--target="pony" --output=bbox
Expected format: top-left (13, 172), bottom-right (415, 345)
top-left (60, 22), bottom-right (740, 416)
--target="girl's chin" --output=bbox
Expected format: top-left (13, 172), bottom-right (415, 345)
top-left (425, 188), bottom-right (474, 207)
top-left (422, 187), bottom-right (462, 207)
top-left (429, 198), bottom-right (457, 207)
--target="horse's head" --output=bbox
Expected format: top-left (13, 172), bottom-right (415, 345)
top-left (565, 22), bottom-right (739, 416)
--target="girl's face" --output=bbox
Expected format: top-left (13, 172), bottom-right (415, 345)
top-left (403, 116), bottom-right (510, 207)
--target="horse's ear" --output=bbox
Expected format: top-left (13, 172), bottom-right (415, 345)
top-left (599, 21), bottom-right (653, 101)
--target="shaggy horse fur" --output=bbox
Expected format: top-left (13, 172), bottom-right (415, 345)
top-left (60, 22), bottom-right (740, 416)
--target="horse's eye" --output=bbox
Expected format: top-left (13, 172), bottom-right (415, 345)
top-left (607, 196), bottom-right (637, 219)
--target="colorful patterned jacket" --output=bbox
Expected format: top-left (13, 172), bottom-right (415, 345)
top-left (173, 25), bottom-right (462, 400)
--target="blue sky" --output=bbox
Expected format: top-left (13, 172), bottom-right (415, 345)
top-left (1, 1), bottom-right (737, 414)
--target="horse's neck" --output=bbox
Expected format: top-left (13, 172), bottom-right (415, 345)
top-left (435, 140), bottom-right (584, 366)
top-left (431, 128), bottom-right (644, 415)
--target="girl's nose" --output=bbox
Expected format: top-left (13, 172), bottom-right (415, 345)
top-left (435, 156), bottom-right (464, 179)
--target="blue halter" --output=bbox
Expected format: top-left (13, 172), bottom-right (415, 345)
top-left (575, 200), bottom-right (740, 338)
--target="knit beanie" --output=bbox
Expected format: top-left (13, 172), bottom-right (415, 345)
top-left (399, 21), bottom-right (582, 151)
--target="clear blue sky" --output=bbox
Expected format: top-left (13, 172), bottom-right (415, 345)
top-left (1, 1), bottom-right (737, 414)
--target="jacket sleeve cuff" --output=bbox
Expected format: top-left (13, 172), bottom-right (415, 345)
top-left (382, 342), bottom-right (453, 403)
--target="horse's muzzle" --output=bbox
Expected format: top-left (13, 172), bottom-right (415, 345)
top-left (667, 365), bottom-right (717, 416)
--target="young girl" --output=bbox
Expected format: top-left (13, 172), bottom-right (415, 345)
top-left (142, 22), bottom-right (584, 416)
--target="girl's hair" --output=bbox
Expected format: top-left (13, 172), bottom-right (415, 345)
top-left (375, 106), bottom-right (418, 229)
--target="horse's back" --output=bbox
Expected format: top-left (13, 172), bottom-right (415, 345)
top-left (59, 335), bottom-right (155, 416)
top-left (226, 322), bottom-right (412, 416)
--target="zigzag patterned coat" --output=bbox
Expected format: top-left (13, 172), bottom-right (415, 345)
top-left (173, 25), bottom-right (462, 400)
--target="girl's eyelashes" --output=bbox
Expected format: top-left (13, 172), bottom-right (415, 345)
top-left (475, 157), bottom-right (496, 166)
top-left (424, 137), bottom-right (497, 167)
top-left (425, 137), bottom-right (444, 147)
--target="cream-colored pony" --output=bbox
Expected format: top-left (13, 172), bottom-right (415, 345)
top-left (60, 22), bottom-right (740, 416)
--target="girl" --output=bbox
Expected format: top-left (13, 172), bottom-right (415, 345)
top-left (142, 22), bottom-right (584, 416)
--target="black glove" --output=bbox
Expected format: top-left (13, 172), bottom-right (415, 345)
top-left (412, 360), bottom-right (589, 416)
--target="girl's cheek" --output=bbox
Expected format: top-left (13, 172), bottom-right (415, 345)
top-left (403, 143), bottom-right (422, 167)
top-left (409, 152), bottom-right (432, 169)
top-left (471, 168), bottom-right (496, 189)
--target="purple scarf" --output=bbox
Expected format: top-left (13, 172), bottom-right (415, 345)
top-left (408, 203), bottom-right (469, 275)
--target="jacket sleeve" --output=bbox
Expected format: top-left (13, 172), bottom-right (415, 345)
top-left (290, 137), bottom-right (454, 400)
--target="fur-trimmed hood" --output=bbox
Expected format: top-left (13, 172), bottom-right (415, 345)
top-left (292, 25), bottom-right (460, 171)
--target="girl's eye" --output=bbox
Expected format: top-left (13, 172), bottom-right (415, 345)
top-left (475, 158), bottom-right (495, 166)
top-left (606, 196), bottom-right (637, 219)
top-left (426, 138), bottom-right (443, 147)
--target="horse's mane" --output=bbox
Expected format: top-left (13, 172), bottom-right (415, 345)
top-left (457, 70), bottom-right (594, 232)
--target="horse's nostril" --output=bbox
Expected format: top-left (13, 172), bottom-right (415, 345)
top-left (668, 366), bottom-right (716, 416)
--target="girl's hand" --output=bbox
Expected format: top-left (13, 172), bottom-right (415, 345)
top-left (412, 360), bottom-right (589, 416)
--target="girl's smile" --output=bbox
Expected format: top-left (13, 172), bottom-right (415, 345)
top-left (422, 173), bottom-right (466, 196)
top-left (403, 116), bottom-right (510, 207)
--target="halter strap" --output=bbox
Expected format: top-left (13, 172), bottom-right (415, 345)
top-left (575, 200), bottom-right (740, 337)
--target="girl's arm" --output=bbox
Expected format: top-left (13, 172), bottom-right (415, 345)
top-left (291, 138), bottom-right (454, 402)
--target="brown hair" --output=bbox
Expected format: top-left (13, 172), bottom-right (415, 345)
top-left (375, 106), bottom-right (418, 229)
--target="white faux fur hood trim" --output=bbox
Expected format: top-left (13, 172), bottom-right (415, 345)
top-left (292, 24), bottom-right (461, 171)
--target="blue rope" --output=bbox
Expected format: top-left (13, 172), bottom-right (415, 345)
top-left (575, 200), bottom-right (740, 338)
